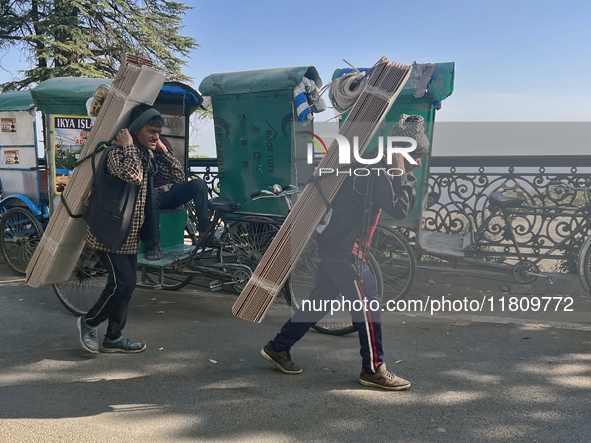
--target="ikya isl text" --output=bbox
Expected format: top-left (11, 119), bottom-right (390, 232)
top-left (308, 134), bottom-right (419, 177)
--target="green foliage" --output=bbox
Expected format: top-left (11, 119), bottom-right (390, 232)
top-left (189, 106), bottom-right (213, 157)
top-left (194, 105), bottom-right (213, 120)
top-left (55, 150), bottom-right (79, 169)
top-left (0, 0), bottom-right (199, 91)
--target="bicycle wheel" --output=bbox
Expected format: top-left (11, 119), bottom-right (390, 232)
top-left (578, 236), bottom-right (591, 294)
top-left (220, 218), bottom-right (285, 294)
top-left (0, 207), bottom-right (43, 275)
top-left (287, 233), bottom-right (384, 336)
top-left (370, 225), bottom-right (417, 302)
top-left (222, 219), bottom-right (279, 270)
top-left (184, 200), bottom-right (199, 245)
top-left (53, 249), bottom-right (108, 316)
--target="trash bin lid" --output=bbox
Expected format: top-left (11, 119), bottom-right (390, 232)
top-left (332, 62), bottom-right (455, 104)
top-left (199, 66), bottom-right (322, 96)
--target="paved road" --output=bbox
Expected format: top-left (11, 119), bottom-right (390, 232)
top-left (1, 259), bottom-right (591, 443)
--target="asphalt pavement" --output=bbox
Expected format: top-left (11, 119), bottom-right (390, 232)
top-left (1, 257), bottom-right (591, 443)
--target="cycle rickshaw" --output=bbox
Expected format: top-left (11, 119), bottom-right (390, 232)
top-left (15, 62), bottom-right (455, 337)
top-left (53, 66), bottom-right (330, 317)
top-left (54, 62), bottom-right (456, 336)
top-left (0, 79), bottom-right (248, 315)
top-left (0, 90), bottom-right (48, 275)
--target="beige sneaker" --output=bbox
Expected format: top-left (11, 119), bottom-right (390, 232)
top-left (359, 363), bottom-right (411, 390)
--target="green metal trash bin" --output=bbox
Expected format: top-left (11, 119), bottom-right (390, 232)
top-left (332, 62), bottom-right (455, 224)
top-left (199, 66), bottom-right (323, 215)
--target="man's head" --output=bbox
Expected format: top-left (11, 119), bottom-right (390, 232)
top-left (390, 114), bottom-right (429, 173)
top-left (128, 104), bottom-right (165, 151)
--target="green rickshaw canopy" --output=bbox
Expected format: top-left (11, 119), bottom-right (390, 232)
top-left (0, 90), bottom-right (35, 112)
top-left (31, 77), bottom-right (113, 116)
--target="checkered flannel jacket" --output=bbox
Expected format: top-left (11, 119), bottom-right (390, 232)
top-left (84, 143), bottom-right (184, 255)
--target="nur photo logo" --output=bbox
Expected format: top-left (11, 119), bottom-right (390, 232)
top-left (304, 132), bottom-right (419, 177)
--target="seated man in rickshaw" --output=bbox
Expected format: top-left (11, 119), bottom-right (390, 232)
top-left (144, 136), bottom-right (211, 260)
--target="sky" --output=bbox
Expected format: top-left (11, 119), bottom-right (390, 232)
top-left (1, 0), bottom-right (589, 157)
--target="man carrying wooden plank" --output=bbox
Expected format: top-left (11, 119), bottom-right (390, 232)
top-left (261, 115), bottom-right (428, 390)
top-left (78, 104), bottom-right (183, 354)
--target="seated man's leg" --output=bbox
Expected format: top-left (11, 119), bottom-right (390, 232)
top-left (159, 179), bottom-right (210, 233)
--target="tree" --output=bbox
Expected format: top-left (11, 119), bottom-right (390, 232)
top-left (189, 105), bottom-right (213, 157)
top-left (0, 0), bottom-right (199, 91)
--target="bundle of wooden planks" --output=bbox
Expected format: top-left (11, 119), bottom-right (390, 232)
top-left (232, 58), bottom-right (412, 322)
top-left (26, 55), bottom-right (167, 287)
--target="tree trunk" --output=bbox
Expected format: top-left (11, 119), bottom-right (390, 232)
top-left (31, 0), bottom-right (47, 68)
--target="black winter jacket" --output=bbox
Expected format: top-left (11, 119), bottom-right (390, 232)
top-left (317, 160), bottom-right (417, 257)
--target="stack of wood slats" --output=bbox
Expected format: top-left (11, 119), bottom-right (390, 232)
top-left (26, 56), bottom-right (167, 287)
top-left (232, 58), bottom-right (412, 322)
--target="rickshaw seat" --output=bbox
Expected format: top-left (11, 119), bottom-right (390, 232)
top-left (39, 169), bottom-right (48, 192)
top-left (209, 197), bottom-right (241, 213)
top-left (489, 192), bottom-right (524, 209)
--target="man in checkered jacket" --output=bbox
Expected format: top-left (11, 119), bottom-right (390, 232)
top-left (78, 104), bottom-right (184, 354)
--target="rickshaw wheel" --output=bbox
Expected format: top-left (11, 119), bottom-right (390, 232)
top-left (0, 206), bottom-right (44, 276)
top-left (221, 219), bottom-right (280, 271)
top-left (231, 268), bottom-right (252, 293)
top-left (287, 233), bottom-right (384, 336)
top-left (53, 249), bottom-right (108, 316)
top-left (221, 218), bottom-right (293, 300)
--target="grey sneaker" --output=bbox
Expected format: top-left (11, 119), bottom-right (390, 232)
top-left (260, 341), bottom-right (302, 374)
top-left (359, 363), bottom-right (411, 391)
top-left (101, 337), bottom-right (147, 353)
top-left (77, 316), bottom-right (99, 354)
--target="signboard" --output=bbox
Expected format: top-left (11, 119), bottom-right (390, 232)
top-left (3, 149), bottom-right (20, 164)
top-left (53, 115), bottom-right (93, 193)
top-left (1, 117), bottom-right (16, 132)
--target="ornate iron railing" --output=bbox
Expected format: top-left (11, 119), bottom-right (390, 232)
top-left (427, 156), bottom-right (591, 271)
top-left (188, 156), bottom-right (591, 272)
top-left (188, 158), bottom-right (220, 197)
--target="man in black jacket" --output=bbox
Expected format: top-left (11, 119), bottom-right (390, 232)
top-left (261, 114), bottom-right (428, 390)
top-left (78, 104), bottom-right (183, 354)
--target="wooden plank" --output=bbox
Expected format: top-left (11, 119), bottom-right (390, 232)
top-left (26, 58), bottom-right (167, 287)
top-left (232, 59), bottom-right (412, 322)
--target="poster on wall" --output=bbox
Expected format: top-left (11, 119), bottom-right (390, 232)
top-left (53, 115), bottom-right (93, 193)
top-left (1, 117), bottom-right (16, 133)
top-left (4, 150), bottom-right (20, 164)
